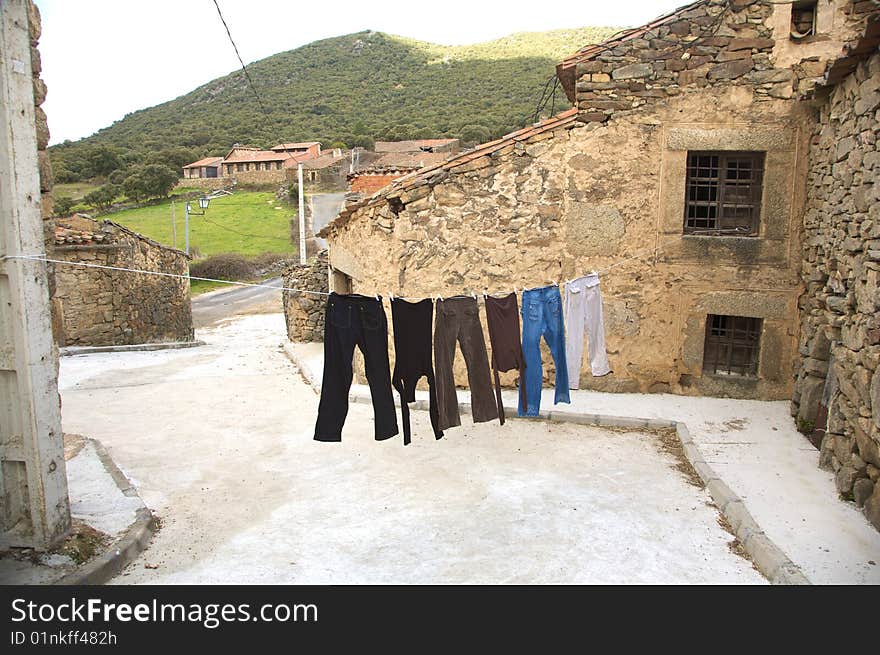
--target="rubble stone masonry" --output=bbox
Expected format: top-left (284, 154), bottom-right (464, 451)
top-left (793, 50), bottom-right (880, 529)
top-left (51, 216), bottom-right (193, 347)
top-left (282, 250), bottom-right (329, 343)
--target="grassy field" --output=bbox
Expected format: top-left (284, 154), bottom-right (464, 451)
top-left (54, 181), bottom-right (102, 201)
top-left (106, 191), bottom-right (297, 258)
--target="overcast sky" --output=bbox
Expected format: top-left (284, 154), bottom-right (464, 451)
top-left (36, 0), bottom-right (686, 144)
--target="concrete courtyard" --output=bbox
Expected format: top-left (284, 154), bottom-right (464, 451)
top-left (58, 311), bottom-right (767, 584)
top-left (55, 282), bottom-right (880, 585)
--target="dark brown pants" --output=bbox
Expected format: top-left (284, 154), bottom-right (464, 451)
top-left (434, 297), bottom-right (499, 430)
top-left (484, 293), bottom-right (526, 425)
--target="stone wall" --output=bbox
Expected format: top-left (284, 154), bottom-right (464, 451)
top-left (50, 216), bottom-right (193, 347)
top-left (792, 50), bottom-right (880, 530)
top-left (282, 250), bottom-right (328, 342)
top-left (29, 1), bottom-right (52, 223)
top-left (563, 0), bottom-right (867, 125)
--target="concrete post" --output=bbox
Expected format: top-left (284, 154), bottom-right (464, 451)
top-left (0, 0), bottom-right (71, 549)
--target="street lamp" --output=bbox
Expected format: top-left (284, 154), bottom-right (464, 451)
top-left (184, 196), bottom-right (211, 255)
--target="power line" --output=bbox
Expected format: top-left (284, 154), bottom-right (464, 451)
top-left (198, 214), bottom-right (294, 244)
top-left (211, 0), bottom-right (269, 115)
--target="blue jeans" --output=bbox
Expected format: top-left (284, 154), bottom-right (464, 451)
top-left (518, 285), bottom-right (570, 416)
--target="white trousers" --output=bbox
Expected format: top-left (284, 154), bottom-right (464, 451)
top-left (564, 273), bottom-right (611, 388)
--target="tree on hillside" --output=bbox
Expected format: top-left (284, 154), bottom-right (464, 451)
top-left (83, 184), bottom-right (118, 210)
top-left (122, 164), bottom-right (178, 201)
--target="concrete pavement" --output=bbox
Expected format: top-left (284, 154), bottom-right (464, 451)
top-left (58, 313), bottom-right (765, 584)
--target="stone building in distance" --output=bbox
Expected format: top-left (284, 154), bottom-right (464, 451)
top-left (50, 215), bottom-right (193, 347)
top-left (317, 1), bottom-right (880, 528)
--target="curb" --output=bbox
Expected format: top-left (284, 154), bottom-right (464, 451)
top-left (60, 341), bottom-right (205, 357)
top-left (56, 439), bottom-right (157, 585)
top-left (281, 342), bottom-right (810, 584)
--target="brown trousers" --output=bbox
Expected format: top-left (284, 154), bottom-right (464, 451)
top-left (484, 293), bottom-right (526, 425)
top-left (434, 297), bottom-right (499, 430)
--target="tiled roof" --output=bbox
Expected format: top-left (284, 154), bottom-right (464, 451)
top-left (223, 149), bottom-right (293, 164)
top-left (302, 152), bottom-right (347, 169)
top-left (319, 108), bottom-right (578, 238)
top-left (272, 141), bottom-right (321, 151)
top-left (556, 0), bottom-right (708, 102)
top-left (374, 138), bottom-right (459, 153)
top-left (182, 156), bottom-right (223, 169)
top-left (54, 225), bottom-right (111, 246)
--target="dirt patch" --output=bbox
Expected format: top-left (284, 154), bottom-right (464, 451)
top-left (63, 433), bottom-right (88, 460)
top-left (656, 427), bottom-right (704, 488)
top-left (58, 520), bottom-right (110, 565)
top-left (0, 519), bottom-right (109, 568)
top-left (715, 511), bottom-right (758, 572)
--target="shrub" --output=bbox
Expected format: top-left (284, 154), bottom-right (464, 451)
top-left (189, 253), bottom-right (255, 281)
top-left (54, 196), bottom-right (75, 216)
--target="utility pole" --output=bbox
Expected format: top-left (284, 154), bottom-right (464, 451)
top-left (0, 0), bottom-right (70, 550)
top-left (184, 201), bottom-right (190, 255)
top-left (298, 162), bottom-right (306, 264)
top-left (171, 200), bottom-right (177, 250)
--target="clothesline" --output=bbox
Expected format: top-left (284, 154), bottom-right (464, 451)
top-left (1, 239), bottom-right (663, 300)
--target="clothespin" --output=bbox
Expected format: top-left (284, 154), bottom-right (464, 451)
top-left (389, 290), bottom-right (394, 301)
top-left (483, 288), bottom-right (489, 299)
top-left (472, 290), bottom-right (477, 300)
top-left (375, 293), bottom-right (380, 301)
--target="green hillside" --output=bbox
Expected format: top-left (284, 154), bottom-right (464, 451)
top-left (49, 27), bottom-right (616, 182)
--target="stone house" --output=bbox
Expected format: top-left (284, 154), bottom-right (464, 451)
top-left (302, 149), bottom-right (351, 187)
top-left (790, 12), bottom-right (880, 526)
top-left (182, 156), bottom-right (223, 179)
top-left (50, 214), bottom-right (193, 347)
top-left (318, 0), bottom-right (880, 528)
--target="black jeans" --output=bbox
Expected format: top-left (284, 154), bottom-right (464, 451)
top-left (314, 293), bottom-right (399, 442)
top-left (391, 298), bottom-right (443, 445)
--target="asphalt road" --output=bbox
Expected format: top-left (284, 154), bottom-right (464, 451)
top-left (191, 276), bottom-right (282, 328)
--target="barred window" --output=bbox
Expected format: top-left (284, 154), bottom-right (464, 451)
top-left (684, 151), bottom-right (764, 235)
top-left (703, 315), bottom-right (762, 377)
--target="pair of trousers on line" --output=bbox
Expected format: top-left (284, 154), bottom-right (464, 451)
top-left (434, 297), bottom-right (498, 430)
top-left (314, 293), bottom-right (398, 442)
top-left (519, 285), bottom-right (570, 417)
top-left (484, 293), bottom-right (526, 425)
top-left (564, 273), bottom-right (612, 388)
top-left (390, 298), bottom-right (443, 445)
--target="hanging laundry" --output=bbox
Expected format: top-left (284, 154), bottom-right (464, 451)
top-left (390, 298), bottom-right (443, 445)
top-left (519, 285), bottom-right (570, 417)
top-left (564, 273), bottom-right (612, 389)
top-left (484, 292), bottom-right (526, 425)
top-left (434, 297), bottom-right (499, 430)
top-left (314, 293), bottom-right (399, 442)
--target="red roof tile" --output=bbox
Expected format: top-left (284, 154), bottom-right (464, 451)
top-left (271, 142), bottom-right (321, 151)
top-left (182, 156), bottom-right (223, 169)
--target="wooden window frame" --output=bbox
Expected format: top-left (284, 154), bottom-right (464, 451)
top-left (684, 151), bottom-right (765, 236)
top-left (702, 314), bottom-right (762, 377)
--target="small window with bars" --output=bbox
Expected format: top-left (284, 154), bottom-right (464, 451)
top-left (703, 315), bottom-right (762, 377)
top-left (684, 151), bottom-right (764, 235)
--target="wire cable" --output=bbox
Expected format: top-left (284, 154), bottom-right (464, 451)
top-left (211, 0), bottom-right (269, 115)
